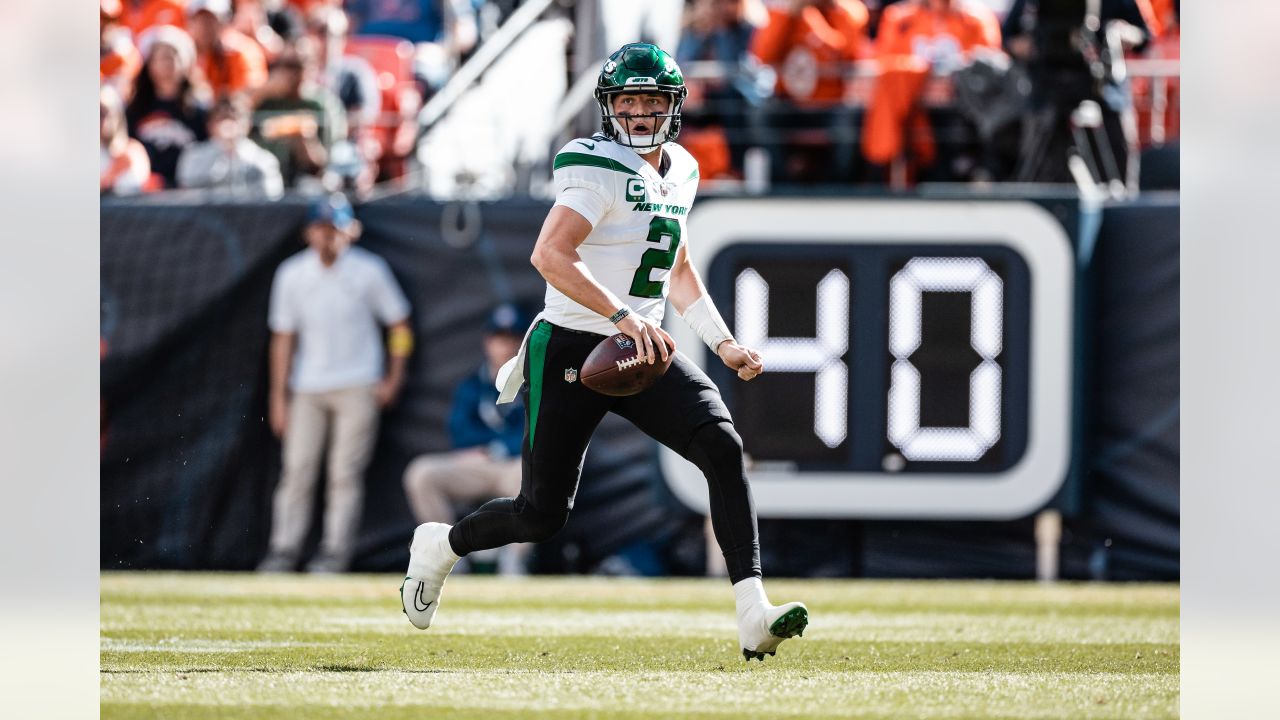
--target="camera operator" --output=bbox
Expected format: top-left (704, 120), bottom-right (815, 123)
top-left (1002, 0), bottom-right (1151, 189)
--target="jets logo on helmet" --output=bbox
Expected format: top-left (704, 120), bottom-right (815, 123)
top-left (594, 43), bottom-right (687, 153)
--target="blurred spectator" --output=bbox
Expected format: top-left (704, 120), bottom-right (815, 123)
top-left (862, 0), bottom-right (1000, 181)
top-left (320, 13), bottom-right (422, 186)
top-left (1131, 0), bottom-right (1178, 147)
top-left (101, 85), bottom-right (152, 196)
top-left (259, 194), bottom-right (413, 573)
top-left (321, 130), bottom-right (380, 196)
top-left (127, 25), bottom-right (210, 189)
top-left (123, 0), bottom-right (187, 35)
top-left (402, 304), bottom-right (530, 576)
top-left (1144, 0), bottom-right (1176, 38)
top-left (677, 0), bottom-right (770, 179)
top-left (966, 0), bottom-right (1001, 48)
top-left (232, 0), bottom-right (290, 63)
top-left (187, 0), bottom-right (269, 99)
top-left (678, 0), bottom-right (757, 69)
top-left (288, 0), bottom-right (340, 14)
top-left (347, 0), bottom-right (462, 44)
top-left (677, 0), bottom-right (766, 74)
top-left (876, 0), bottom-right (996, 71)
top-left (101, 0), bottom-right (142, 96)
top-left (751, 0), bottom-right (869, 183)
top-left (254, 38), bottom-right (347, 191)
top-left (176, 95), bottom-right (285, 198)
top-left (307, 6), bottom-right (382, 128)
top-left (753, 0), bottom-right (868, 103)
top-left (1003, 0), bottom-right (1151, 188)
top-left (345, 0), bottom-right (477, 93)
top-left (306, 7), bottom-right (385, 192)
top-left (267, 3), bottom-right (308, 43)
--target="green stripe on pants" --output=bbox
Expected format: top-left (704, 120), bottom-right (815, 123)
top-left (526, 321), bottom-right (552, 451)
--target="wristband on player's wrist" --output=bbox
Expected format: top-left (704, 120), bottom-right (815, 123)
top-left (608, 306), bottom-right (632, 324)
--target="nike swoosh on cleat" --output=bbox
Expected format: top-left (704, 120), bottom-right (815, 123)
top-left (577, 141), bottom-right (595, 150)
top-left (413, 582), bottom-right (433, 613)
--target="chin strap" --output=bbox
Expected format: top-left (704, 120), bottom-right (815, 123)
top-left (611, 116), bottom-right (672, 153)
top-left (679, 295), bottom-right (734, 356)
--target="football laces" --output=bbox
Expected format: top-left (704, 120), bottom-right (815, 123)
top-left (615, 356), bottom-right (644, 371)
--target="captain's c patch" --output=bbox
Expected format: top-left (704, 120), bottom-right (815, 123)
top-left (625, 178), bottom-right (646, 202)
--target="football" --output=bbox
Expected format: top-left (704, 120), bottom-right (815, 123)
top-left (580, 333), bottom-right (673, 397)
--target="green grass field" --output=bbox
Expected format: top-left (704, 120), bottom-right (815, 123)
top-left (100, 573), bottom-right (1179, 719)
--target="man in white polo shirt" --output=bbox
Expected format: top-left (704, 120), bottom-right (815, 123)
top-left (259, 194), bottom-right (413, 573)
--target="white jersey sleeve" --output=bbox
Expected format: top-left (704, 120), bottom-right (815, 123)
top-left (554, 186), bottom-right (611, 227)
top-left (552, 139), bottom-right (620, 226)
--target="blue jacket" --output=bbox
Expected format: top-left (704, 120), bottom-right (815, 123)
top-left (448, 364), bottom-right (524, 458)
top-left (347, 0), bottom-right (443, 44)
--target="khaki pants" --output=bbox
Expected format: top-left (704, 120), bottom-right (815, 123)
top-left (268, 384), bottom-right (379, 561)
top-left (402, 450), bottom-right (522, 524)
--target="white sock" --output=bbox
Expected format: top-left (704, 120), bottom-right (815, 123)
top-left (733, 576), bottom-right (769, 617)
top-left (409, 524), bottom-right (460, 579)
top-left (438, 527), bottom-right (461, 563)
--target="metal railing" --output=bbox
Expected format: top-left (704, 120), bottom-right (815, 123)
top-left (416, 0), bottom-right (558, 132)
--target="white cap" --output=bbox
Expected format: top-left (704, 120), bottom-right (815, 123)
top-left (186, 0), bottom-right (231, 21)
top-left (137, 24), bottom-right (196, 73)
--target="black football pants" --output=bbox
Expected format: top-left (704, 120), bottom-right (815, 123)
top-left (448, 320), bottom-right (762, 583)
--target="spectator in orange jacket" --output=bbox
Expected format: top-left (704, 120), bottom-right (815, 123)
top-left (749, 0), bottom-right (869, 183)
top-left (876, 0), bottom-right (997, 74)
top-left (101, 0), bottom-right (142, 96)
top-left (287, 0), bottom-right (339, 15)
top-left (1146, 0), bottom-right (1172, 37)
top-left (862, 0), bottom-right (1000, 178)
top-left (966, 0), bottom-right (1002, 49)
top-left (188, 0), bottom-right (269, 99)
top-left (124, 0), bottom-right (188, 35)
top-left (751, 0), bottom-right (868, 105)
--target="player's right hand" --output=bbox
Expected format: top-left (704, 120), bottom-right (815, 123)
top-left (615, 313), bottom-right (675, 365)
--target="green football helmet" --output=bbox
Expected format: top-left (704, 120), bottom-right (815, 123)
top-left (593, 43), bottom-right (687, 153)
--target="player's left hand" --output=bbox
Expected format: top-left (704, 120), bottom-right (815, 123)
top-left (717, 342), bottom-right (764, 381)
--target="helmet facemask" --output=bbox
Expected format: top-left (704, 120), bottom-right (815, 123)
top-left (595, 87), bottom-right (686, 154)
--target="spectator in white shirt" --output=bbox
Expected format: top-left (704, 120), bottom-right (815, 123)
top-left (259, 194), bottom-right (413, 573)
top-left (177, 94), bottom-right (284, 199)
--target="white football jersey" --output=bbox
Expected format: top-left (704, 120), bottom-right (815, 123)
top-left (546, 135), bottom-right (701, 336)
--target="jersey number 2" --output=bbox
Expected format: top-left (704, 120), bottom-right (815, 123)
top-left (629, 217), bottom-right (682, 299)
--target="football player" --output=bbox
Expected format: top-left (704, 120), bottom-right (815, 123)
top-left (401, 43), bottom-right (808, 661)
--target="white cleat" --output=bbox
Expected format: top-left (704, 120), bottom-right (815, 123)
top-left (738, 600), bottom-right (809, 661)
top-left (400, 522), bottom-right (460, 630)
